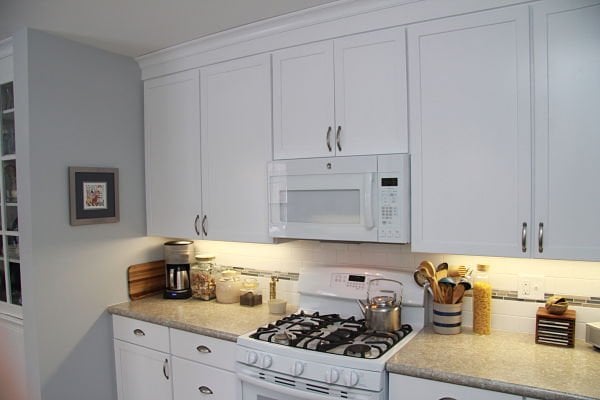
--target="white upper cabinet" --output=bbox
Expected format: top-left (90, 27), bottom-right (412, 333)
top-left (200, 54), bottom-right (272, 243)
top-left (144, 70), bottom-right (201, 239)
top-left (532, 0), bottom-right (600, 261)
top-left (409, 6), bottom-right (532, 257)
top-left (272, 27), bottom-right (408, 159)
top-left (273, 41), bottom-right (334, 159)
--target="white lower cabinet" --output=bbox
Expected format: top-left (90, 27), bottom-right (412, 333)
top-left (113, 316), bottom-right (240, 400)
top-left (170, 328), bottom-right (240, 399)
top-left (389, 374), bottom-right (521, 400)
top-left (114, 340), bottom-right (173, 400)
top-left (172, 356), bottom-right (238, 399)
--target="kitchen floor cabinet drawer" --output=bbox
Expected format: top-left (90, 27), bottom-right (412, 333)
top-left (170, 328), bottom-right (236, 371)
top-left (172, 356), bottom-right (238, 400)
top-left (389, 374), bottom-right (521, 400)
top-left (113, 315), bottom-right (170, 353)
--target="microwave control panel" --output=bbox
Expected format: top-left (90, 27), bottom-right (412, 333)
top-left (378, 171), bottom-right (409, 243)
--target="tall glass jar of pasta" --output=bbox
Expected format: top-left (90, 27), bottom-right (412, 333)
top-left (473, 264), bottom-right (492, 335)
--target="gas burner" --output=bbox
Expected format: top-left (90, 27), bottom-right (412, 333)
top-left (249, 311), bottom-right (414, 359)
top-left (344, 344), bottom-right (373, 358)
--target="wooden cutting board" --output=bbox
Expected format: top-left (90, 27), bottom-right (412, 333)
top-left (127, 260), bottom-right (165, 300)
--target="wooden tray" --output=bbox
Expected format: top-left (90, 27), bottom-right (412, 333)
top-left (127, 260), bottom-right (165, 300)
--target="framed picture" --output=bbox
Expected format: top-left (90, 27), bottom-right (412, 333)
top-left (69, 167), bottom-right (119, 226)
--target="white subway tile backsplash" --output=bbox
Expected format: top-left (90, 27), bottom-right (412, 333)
top-left (193, 239), bottom-right (600, 336)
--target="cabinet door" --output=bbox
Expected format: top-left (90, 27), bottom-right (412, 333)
top-left (172, 356), bottom-right (239, 400)
top-left (144, 70), bottom-right (201, 238)
top-left (334, 27), bottom-right (408, 156)
top-left (200, 54), bottom-right (272, 243)
top-left (408, 6), bottom-right (532, 257)
top-left (273, 41), bottom-right (335, 159)
top-left (114, 339), bottom-right (172, 400)
top-left (389, 374), bottom-right (521, 400)
top-left (533, 0), bottom-right (600, 261)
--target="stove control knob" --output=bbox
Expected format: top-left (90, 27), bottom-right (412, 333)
top-left (326, 368), bottom-right (340, 383)
top-left (345, 370), bottom-right (359, 387)
top-left (292, 361), bottom-right (304, 376)
top-left (262, 355), bottom-right (273, 368)
top-left (246, 351), bottom-right (259, 365)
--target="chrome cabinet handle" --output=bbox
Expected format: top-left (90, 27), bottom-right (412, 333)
top-left (201, 215), bottom-right (207, 236)
top-left (163, 359), bottom-right (169, 380)
top-left (196, 345), bottom-right (212, 353)
top-left (326, 126), bottom-right (332, 152)
top-left (336, 125), bottom-right (342, 151)
top-left (439, 398), bottom-right (457, 400)
top-left (194, 214), bottom-right (200, 236)
top-left (538, 222), bottom-right (544, 253)
top-left (133, 329), bottom-right (145, 337)
top-left (198, 386), bottom-right (213, 395)
top-left (521, 222), bottom-right (527, 253)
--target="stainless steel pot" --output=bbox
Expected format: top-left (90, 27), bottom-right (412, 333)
top-left (357, 278), bottom-right (403, 331)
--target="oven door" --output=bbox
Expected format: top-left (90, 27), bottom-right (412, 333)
top-left (268, 156), bottom-right (378, 242)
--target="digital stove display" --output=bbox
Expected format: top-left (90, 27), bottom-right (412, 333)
top-left (250, 311), bottom-right (412, 359)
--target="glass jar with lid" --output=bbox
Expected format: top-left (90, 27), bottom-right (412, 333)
top-left (215, 268), bottom-right (242, 303)
top-left (190, 254), bottom-right (216, 300)
top-left (472, 264), bottom-right (492, 335)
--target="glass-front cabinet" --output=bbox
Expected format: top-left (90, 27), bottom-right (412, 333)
top-left (0, 80), bottom-right (20, 308)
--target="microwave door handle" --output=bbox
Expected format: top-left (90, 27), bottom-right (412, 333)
top-left (364, 173), bottom-right (375, 230)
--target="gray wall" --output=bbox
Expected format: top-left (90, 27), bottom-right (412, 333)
top-left (14, 29), bottom-right (164, 400)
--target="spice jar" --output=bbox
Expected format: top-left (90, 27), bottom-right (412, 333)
top-left (473, 264), bottom-right (492, 335)
top-left (215, 269), bottom-right (242, 303)
top-left (190, 254), bottom-right (216, 300)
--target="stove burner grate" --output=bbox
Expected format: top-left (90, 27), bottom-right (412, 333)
top-left (250, 312), bottom-right (413, 359)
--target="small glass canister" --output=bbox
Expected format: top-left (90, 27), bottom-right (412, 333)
top-left (240, 278), bottom-right (262, 307)
top-left (190, 254), bottom-right (216, 300)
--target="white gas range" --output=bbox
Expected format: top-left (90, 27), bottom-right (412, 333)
top-left (236, 264), bottom-right (425, 400)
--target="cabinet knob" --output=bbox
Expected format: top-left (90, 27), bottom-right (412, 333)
top-left (198, 386), bottom-right (213, 395)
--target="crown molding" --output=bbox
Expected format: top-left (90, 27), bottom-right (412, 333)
top-left (136, 0), bottom-right (532, 80)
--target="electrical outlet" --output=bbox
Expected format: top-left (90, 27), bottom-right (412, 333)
top-left (518, 275), bottom-right (545, 300)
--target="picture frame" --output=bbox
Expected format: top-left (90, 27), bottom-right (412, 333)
top-left (69, 167), bottom-right (119, 226)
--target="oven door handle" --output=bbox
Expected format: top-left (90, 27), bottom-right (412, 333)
top-left (238, 373), bottom-right (338, 400)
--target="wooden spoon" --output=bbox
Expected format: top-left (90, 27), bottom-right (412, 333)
top-left (452, 284), bottom-right (466, 304)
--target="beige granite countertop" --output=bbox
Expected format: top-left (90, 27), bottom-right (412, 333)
top-left (108, 297), bottom-right (599, 399)
top-left (386, 327), bottom-right (600, 400)
top-left (107, 295), bottom-right (296, 342)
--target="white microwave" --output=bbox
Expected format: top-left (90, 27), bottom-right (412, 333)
top-left (268, 154), bottom-right (410, 243)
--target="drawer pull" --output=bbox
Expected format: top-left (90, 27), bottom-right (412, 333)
top-left (133, 329), bottom-right (145, 337)
top-left (438, 398), bottom-right (456, 400)
top-left (198, 386), bottom-right (213, 395)
top-left (196, 345), bottom-right (212, 354)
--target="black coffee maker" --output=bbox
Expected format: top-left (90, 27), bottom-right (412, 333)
top-left (164, 240), bottom-right (193, 299)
